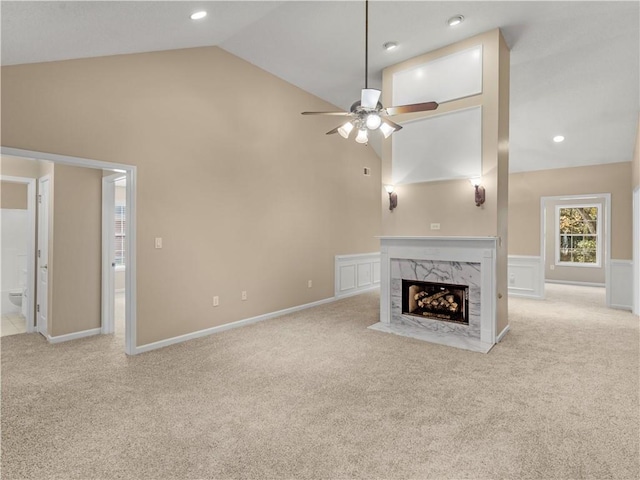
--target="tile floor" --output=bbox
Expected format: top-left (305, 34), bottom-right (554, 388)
top-left (1, 312), bottom-right (27, 337)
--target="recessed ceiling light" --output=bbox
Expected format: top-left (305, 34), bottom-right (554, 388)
top-left (190, 11), bottom-right (207, 20)
top-left (553, 135), bottom-right (565, 143)
top-left (383, 41), bottom-right (398, 51)
top-left (447, 15), bottom-right (464, 27)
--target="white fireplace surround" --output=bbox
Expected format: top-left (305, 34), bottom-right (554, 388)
top-left (371, 236), bottom-right (501, 353)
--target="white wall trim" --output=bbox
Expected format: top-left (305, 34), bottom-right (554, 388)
top-left (2, 146), bottom-right (137, 354)
top-left (135, 295), bottom-right (338, 355)
top-left (47, 327), bottom-right (102, 344)
top-left (496, 324), bottom-right (510, 343)
top-left (633, 186), bottom-right (639, 316)
top-left (507, 255), bottom-right (543, 299)
top-left (609, 259), bottom-right (633, 311)
top-left (545, 280), bottom-right (605, 288)
top-left (335, 252), bottom-right (381, 299)
top-left (1, 175), bottom-right (36, 333)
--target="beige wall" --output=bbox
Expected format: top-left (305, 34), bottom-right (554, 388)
top-left (50, 164), bottom-right (102, 336)
top-left (1, 46), bottom-right (381, 345)
top-left (633, 114), bottom-right (640, 188)
top-left (509, 162), bottom-right (632, 260)
top-left (1, 181), bottom-right (28, 209)
top-left (381, 29), bottom-right (510, 333)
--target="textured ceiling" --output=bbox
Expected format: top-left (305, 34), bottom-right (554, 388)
top-left (2, 1), bottom-right (638, 173)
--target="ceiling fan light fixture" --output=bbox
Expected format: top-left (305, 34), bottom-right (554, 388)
top-left (355, 129), bottom-right (369, 144)
top-left (380, 122), bottom-right (396, 139)
top-left (447, 15), bottom-right (464, 27)
top-left (383, 41), bottom-right (398, 51)
top-left (338, 121), bottom-right (355, 138)
top-left (366, 113), bottom-right (382, 130)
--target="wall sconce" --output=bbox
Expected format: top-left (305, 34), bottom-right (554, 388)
top-left (469, 177), bottom-right (485, 207)
top-left (385, 185), bottom-right (398, 211)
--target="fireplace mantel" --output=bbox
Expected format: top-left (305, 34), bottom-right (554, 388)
top-left (371, 236), bottom-right (502, 353)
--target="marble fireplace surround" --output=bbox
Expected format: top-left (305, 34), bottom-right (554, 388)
top-left (370, 236), bottom-right (499, 353)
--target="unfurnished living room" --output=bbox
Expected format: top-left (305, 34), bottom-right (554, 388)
top-left (0, 1), bottom-right (638, 479)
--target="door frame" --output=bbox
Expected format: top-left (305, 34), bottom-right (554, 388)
top-left (0, 175), bottom-right (36, 333)
top-left (1, 147), bottom-right (138, 355)
top-left (540, 193), bottom-right (612, 303)
top-left (633, 186), bottom-right (639, 316)
top-left (36, 175), bottom-right (51, 337)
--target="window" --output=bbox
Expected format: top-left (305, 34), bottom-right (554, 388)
top-left (556, 204), bottom-right (600, 267)
top-left (114, 204), bottom-right (126, 267)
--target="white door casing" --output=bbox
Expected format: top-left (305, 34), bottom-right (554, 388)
top-left (37, 175), bottom-right (50, 337)
top-left (101, 173), bottom-right (124, 334)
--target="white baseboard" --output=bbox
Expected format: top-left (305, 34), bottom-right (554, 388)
top-left (508, 255), bottom-right (544, 299)
top-left (135, 296), bottom-right (338, 355)
top-left (47, 327), bottom-right (102, 344)
top-left (335, 252), bottom-right (381, 299)
top-left (546, 280), bottom-right (605, 287)
top-left (496, 324), bottom-right (510, 343)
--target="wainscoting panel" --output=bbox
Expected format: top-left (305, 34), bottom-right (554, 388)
top-left (508, 255), bottom-right (543, 299)
top-left (335, 253), bottom-right (381, 299)
top-left (609, 259), bottom-right (633, 310)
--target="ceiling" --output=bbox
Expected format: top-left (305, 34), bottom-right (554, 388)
top-left (2, 1), bottom-right (638, 173)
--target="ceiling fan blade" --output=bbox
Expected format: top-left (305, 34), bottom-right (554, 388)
top-left (301, 111), bottom-right (350, 116)
top-left (385, 101), bottom-right (439, 116)
top-left (361, 88), bottom-right (381, 109)
top-left (326, 126), bottom-right (341, 135)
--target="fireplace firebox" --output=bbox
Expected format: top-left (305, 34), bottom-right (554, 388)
top-left (401, 280), bottom-right (469, 325)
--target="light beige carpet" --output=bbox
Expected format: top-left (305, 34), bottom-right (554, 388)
top-left (1, 284), bottom-right (638, 479)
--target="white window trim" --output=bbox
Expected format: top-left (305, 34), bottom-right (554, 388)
top-left (555, 203), bottom-right (602, 268)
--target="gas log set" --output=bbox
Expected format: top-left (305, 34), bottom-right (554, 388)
top-left (414, 290), bottom-right (459, 313)
top-left (402, 280), bottom-right (470, 325)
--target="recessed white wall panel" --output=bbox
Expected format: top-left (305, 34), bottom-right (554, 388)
top-left (392, 106), bottom-right (482, 184)
top-left (508, 255), bottom-right (544, 299)
top-left (610, 260), bottom-right (633, 310)
top-left (392, 45), bottom-right (482, 106)
top-left (339, 265), bottom-right (356, 292)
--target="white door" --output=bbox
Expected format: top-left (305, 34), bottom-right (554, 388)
top-left (37, 176), bottom-right (50, 337)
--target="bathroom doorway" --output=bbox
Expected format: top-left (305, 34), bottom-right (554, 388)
top-left (0, 175), bottom-right (36, 336)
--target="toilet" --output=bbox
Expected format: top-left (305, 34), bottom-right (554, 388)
top-left (8, 288), bottom-right (23, 308)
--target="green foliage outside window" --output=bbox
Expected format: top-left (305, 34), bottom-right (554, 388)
top-left (558, 206), bottom-right (598, 264)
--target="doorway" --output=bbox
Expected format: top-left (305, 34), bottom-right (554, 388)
top-left (0, 175), bottom-right (36, 336)
top-left (102, 174), bottom-right (127, 337)
top-left (541, 193), bottom-right (611, 306)
top-left (1, 147), bottom-right (137, 355)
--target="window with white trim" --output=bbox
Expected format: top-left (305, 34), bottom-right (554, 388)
top-left (555, 204), bottom-right (600, 267)
top-left (115, 204), bottom-right (126, 267)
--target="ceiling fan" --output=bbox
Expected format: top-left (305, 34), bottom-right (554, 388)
top-left (302, 0), bottom-right (438, 144)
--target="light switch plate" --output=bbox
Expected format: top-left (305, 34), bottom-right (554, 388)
top-left (155, 237), bottom-right (162, 249)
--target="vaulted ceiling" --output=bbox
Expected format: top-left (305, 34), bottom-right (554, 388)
top-left (2, 1), bottom-right (638, 173)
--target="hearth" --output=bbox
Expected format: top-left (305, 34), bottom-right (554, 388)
top-left (402, 280), bottom-right (469, 325)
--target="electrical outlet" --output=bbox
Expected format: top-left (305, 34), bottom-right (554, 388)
top-left (550, 264), bottom-right (555, 270)
top-left (241, 291), bottom-right (247, 301)
top-left (213, 296), bottom-right (219, 307)
top-left (308, 280), bottom-right (313, 288)
top-left (430, 223), bottom-right (441, 230)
